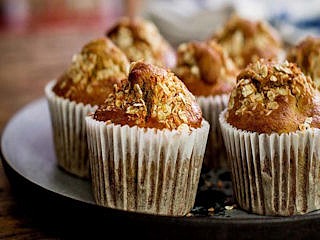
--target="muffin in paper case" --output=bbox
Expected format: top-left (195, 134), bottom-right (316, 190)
top-left (45, 80), bottom-right (96, 178)
top-left (85, 61), bottom-right (210, 216)
top-left (220, 109), bottom-right (320, 216)
top-left (86, 117), bottom-right (209, 216)
top-left (174, 40), bottom-right (238, 171)
top-left (219, 58), bottom-right (320, 216)
top-left (197, 94), bottom-right (230, 170)
top-left (45, 38), bottom-right (130, 178)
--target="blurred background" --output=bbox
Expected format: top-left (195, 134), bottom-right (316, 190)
top-left (0, 0), bottom-right (122, 33)
top-left (1, 0), bottom-right (319, 42)
top-left (0, 0), bottom-right (123, 130)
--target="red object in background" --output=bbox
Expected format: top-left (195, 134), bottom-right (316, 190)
top-left (0, 0), bottom-right (124, 34)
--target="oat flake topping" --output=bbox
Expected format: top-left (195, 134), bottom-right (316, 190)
top-left (228, 59), bottom-right (315, 117)
top-left (226, 58), bottom-right (320, 133)
top-left (94, 61), bottom-right (202, 130)
top-left (53, 38), bottom-right (130, 105)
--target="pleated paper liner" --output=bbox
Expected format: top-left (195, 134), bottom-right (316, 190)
top-left (197, 94), bottom-right (229, 170)
top-left (219, 109), bottom-right (320, 216)
top-left (45, 80), bottom-right (97, 178)
top-left (85, 117), bottom-right (210, 216)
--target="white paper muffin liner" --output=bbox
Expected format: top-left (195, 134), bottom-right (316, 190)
top-left (219, 109), bottom-right (320, 216)
top-left (85, 117), bottom-right (210, 216)
top-left (45, 80), bottom-right (97, 178)
top-left (197, 94), bottom-right (230, 170)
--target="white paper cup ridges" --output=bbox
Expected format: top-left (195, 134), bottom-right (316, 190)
top-left (45, 80), bottom-right (97, 178)
top-left (219, 109), bottom-right (320, 216)
top-left (197, 94), bottom-right (229, 170)
top-left (86, 117), bottom-right (209, 216)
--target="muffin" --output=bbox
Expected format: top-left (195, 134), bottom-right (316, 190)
top-left (45, 37), bottom-right (130, 178)
top-left (85, 61), bottom-right (210, 216)
top-left (287, 36), bottom-right (320, 90)
top-left (212, 15), bottom-right (283, 69)
top-left (106, 16), bottom-right (176, 68)
top-left (174, 40), bottom-right (238, 170)
top-left (219, 59), bottom-right (320, 216)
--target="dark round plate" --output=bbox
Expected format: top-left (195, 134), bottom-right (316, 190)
top-left (1, 98), bottom-right (320, 239)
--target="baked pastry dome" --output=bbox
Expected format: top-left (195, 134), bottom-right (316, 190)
top-left (86, 63), bottom-right (209, 216)
top-left (212, 15), bottom-right (283, 69)
top-left (106, 17), bottom-right (176, 68)
top-left (287, 36), bottom-right (320, 90)
top-left (53, 37), bottom-right (129, 105)
top-left (94, 61), bottom-right (202, 130)
top-left (174, 40), bottom-right (238, 96)
top-left (227, 59), bottom-right (320, 134)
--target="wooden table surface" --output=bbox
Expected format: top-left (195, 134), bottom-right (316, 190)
top-left (0, 25), bottom-right (110, 239)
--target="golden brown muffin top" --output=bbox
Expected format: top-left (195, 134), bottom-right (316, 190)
top-left (174, 40), bottom-right (238, 96)
top-left (53, 37), bottom-right (130, 105)
top-left (106, 17), bottom-right (176, 69)
top-left (212, 15), bottom-right (283, 69)
top-left (93, 61), bottom-right (203, 130)
top-left (287, 36), bottom-right (320, 91)
top-left (227, 59), bottom-right (320, 134)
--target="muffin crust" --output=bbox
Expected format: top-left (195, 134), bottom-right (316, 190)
top-left (94, 61), bottom-right (202, 130)
top-left (106, 17), bottom-right (176, 68)
top-left (53, 38), bottom-right (129, 105)
top-left (212, 15), bottom-right (283, 68)
top-left (174, 40), bottom-right (238, 96)
top-left (287, 36), bottom-right (320, 90)
top-left (227, 59), bottom-right (320, 133)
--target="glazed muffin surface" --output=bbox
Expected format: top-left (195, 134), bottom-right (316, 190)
top-left (53, 37), bottom-right (129, 105)
top-left (94, 61), bottom-right (202, 130)
top-left (174, 40), bottom-right (238, 96)
top-left (227, 59), bottom-right (320, 134)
